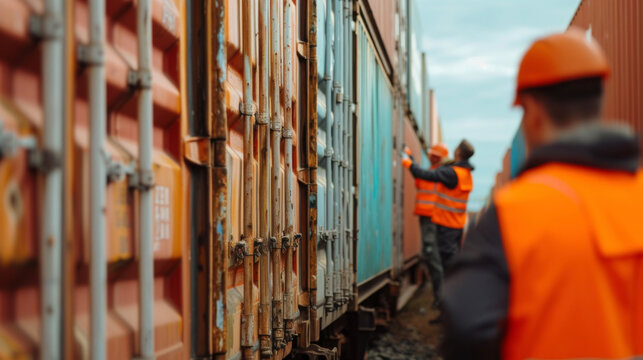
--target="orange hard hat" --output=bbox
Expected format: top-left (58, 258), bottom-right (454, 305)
top-left (514, 27), bottom-right (610, 106)
top-left (429, 143), bottom-right (449, 158)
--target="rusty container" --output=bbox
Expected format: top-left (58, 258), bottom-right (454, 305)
top-left (224, 0), bottom-right (302, 357)
top-left (569, 0), bottom-right (643, 161)
top-left (0, 0), bottom-right (189, 358)
top-left (74, 1), bottom-right (188, 357)
top-left (402, 118), bottom-right (423, 261)
top-left (365, 0), bottom-right (397, 69)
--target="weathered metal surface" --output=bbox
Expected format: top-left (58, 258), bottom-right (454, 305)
top-left (406, 0), bottom-right (424, 130)
top-left (239, 0), bottom-right (255, 357)
top-left (356, 20), bottom-right (394, 284)
top-left (210, 0), bottom-right (228, 354)
top-left (63, 1), bottom-right (77, 356)
top-left (258, 0), bottom-right (272, 355)
top-left (0, 0), bottom-right (188, 358)
top-left (225, 0), bottom-right (304, 356)
top-left (188, 0), bottom-right (217, 356)
top-left (569, 0), bottom-right (643, 161)
top-left (283, 0), bottom-right (297, 344)
top-left (402, 118), bottom-right (422, 261)
top-left (315, 0), bottom-right (333, 313)
top-left (269, 0), bottom-right (284, 349)
top-left (0, 0), bottom-right (434, 357)
top-left (391, 0), bottom-right (407, 281)
top-left (0, 1), bottom-right (46, 357)
top-left (365, 0), bottom-right (396, 69)
top-left (306, 0), bottom-right (320, 343)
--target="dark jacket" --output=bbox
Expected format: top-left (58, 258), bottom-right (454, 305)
top-left (410, 160), bottom-right (475, 189)
top-left (440, 123), bottom-right (641, 360)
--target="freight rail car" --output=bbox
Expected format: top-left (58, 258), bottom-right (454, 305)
top-left (0, 0), bottom-right (434, 359)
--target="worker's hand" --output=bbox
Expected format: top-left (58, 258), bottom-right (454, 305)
top-left (404, 146), bottom-right (412, 156)
top-left (401, 153), bottom-right (413, 169)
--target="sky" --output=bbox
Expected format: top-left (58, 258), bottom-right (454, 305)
top-left (416, 0), bottom-right (582, 211)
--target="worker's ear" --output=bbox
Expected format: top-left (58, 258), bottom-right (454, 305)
top-left (520, 94), bottom-right (547, 152)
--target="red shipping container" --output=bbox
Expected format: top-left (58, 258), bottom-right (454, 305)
top-left (570, 0), bottom-right (643, 162)
top-left (366, 0), bottom-right (397, 71)
top-left (402, 118), bottom-right (423, 261)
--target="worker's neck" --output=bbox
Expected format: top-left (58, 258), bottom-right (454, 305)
top-left (551, 117), bottom-right (601, 140)
top-left (534, 117), bottom-right (601, 150)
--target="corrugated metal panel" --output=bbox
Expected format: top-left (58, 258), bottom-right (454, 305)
top-left (357, 21), bottom-right (393, 284)
top-left (0, 0), bottom-right (188, 357)
top-left (315, 0), bottom-right (333, 309)
top-left (315, 0), bottom-right (332, 236)
top-left (569, 0), bottom-right (643, 161)
top-left (366, 0), bottom-right (396, 67)
top-left (406, 0), bottom-right (424, 125)
top-left (224, 0), bottom-right (302, 356)
top-left (402, 118), bottom-right (422, 261)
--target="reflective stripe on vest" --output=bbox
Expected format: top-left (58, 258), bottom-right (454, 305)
top-left (431, 166), bottom-right (472, 229)
top-left (436, 191), bottom-right (468, 204)
top-left (496, 164), bottom-right (643, 360)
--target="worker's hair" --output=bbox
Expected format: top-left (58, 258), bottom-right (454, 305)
top-left (457, 139), bottom-right (474, 160)
top-left (520, 77), bottom-right (604, 127)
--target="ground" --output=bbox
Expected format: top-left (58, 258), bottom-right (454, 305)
top-left (366, 285), bottom-right (443, 360)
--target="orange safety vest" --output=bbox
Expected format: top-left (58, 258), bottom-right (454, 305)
top-left (432, 166), bottom-right (473, 229)
top-left (414, 165), bottom-right (439, 217)
top-left (495, 163), bottom-right (643, 360)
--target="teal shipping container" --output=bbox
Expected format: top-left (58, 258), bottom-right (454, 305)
top-left (357, 21), bottom-right (394, 284)
top-left (510, 126), bottom-right (526, 179)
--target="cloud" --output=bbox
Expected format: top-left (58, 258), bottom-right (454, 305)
top-left (414, 0), bottom-right (582, 211)
top-left (422, 27), bottom-right (543, 82)
top-left (443, 117), bottom-right (521, 143)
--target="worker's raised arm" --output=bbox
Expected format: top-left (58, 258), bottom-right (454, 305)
top-left (441, 203), bottom-right (508, 360)
top-left (409, 163), bottom-right (458, 189)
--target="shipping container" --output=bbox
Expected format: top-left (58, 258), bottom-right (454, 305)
top-left (510, 127), bottom-right (526, 179)
top-left (0, 0), bottom-right (431, 359)
top-left (402, 119), bottom-right (422, 261)
top-left (356, 19), bottom-right (394, 284)
top-left (314, 0), bottom-right (357, 331)
top-left (0, 0), bottom-right (190, 357)
top-left (222, 0), bottom-right (305, 357)
top-left (406, 0), bottom-right (425, 134)
top-left (365, 0), bottom-right (397, 71)
top-left (569, 0), bottom-right (643, 162)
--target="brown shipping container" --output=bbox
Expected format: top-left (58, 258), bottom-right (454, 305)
top-left (366, 0), bottom-right (397, 71)
top-left (570, 0), bottom-right (643, 161)
top-left (224, 0), bottom-right (302, 358)
top-left (402, 118), bottom-right (423, 261)
top-left (0, 0), bottom-right (189, 358)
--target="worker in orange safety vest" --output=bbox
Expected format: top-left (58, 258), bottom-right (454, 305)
top-left (404, 143), bottom-right (449, 308)
top-left (441, 28), bottom-right (643, 360)
top-left (402, 139), bottom-right (475, 272)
